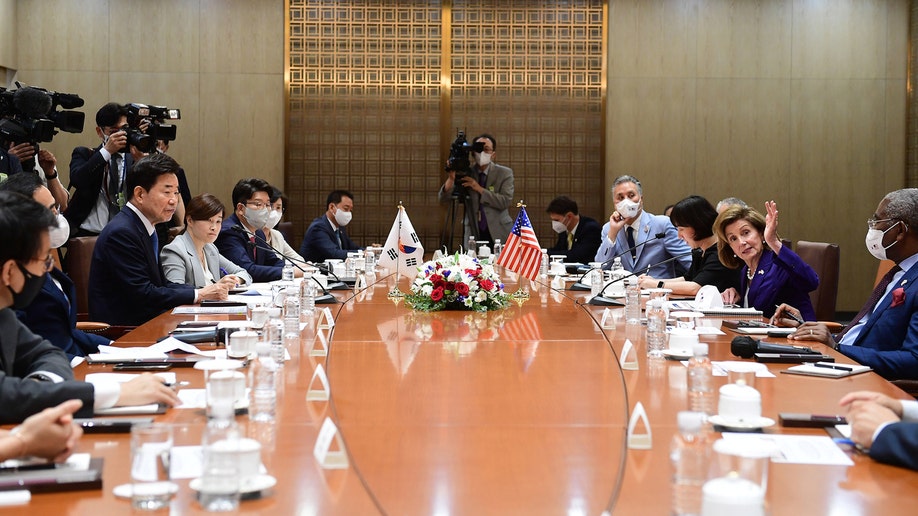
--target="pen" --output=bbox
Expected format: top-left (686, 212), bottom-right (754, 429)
top-left (814, 362), bottom-right (853, 372)
top-left (776, 305), bottom-right (805, 326)
top-left (220, 267), bottom-right (229, 278)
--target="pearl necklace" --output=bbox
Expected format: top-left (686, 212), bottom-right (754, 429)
top-left (746, 268), bottom-right (755, 281)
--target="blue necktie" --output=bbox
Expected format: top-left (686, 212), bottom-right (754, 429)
top-left (626, 226), bottom-right (637, 260)
top-left (151, 231), bottom-right (159, 263)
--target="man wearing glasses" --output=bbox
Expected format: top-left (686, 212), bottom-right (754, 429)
top-left (773, 188), bottom-right (918, 380)
top-left (216, 178), bottom-right (301, 282)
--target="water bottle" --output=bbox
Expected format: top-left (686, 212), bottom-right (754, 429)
top-left (608, 257), bottom-right (626, 297)
top-left (248, 340), bottom-right (277, 422)
top-left (282, 262), bottom-right (294, 282)
top-left (283, 285), bottom-right (300, 336)
top-left (539, 249), bottom-right (549, 278)
top-left (590, 267), bottom-right (604, 298)
top-left (493, 239), bottom-right (502, 258)
top-left (688, 343), bottom-right (714, 415)
top-left (365, 248), bottom-right (376, 271)
top-left (646, 298), bottom-right (666, 357)
top-left (199, 419), bottom-right (241, 511)
top-left (467, 236), bottom-right (477, 257)
top-left (625, 275), bottom-right (641, 324)
top-left (300, 272), bottom-right (316, 319)
top-left (671, 411), bottom-right (709, 516)
top-left (266, 319), bottom-right (285, 367)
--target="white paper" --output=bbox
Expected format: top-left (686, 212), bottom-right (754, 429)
top-left (172, 305), bottom-right (248, 315)
top-left (721, 433), bottom-right (854, 466)
top-left (95, 404), bottom-right (161, 415)
top-left (712, 361), bottom-right (776, 378)
top-left (85, 372), bottom-right (176, 385)
top-left (169, 445), bottom-right (203, 479)
top-left (692, 326), bottom-right (726, 336)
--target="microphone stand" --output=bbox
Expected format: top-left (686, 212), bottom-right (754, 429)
top-left (571, 232), bottom-right (667, 291)
top-left (232, 225), bottom-right (339, 303)
top-left (586, 250), bottom-right (693, 306)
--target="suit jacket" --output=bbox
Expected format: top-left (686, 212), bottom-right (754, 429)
top-left (548, 216), bottom-right (602, 264)
top-left (89, 207), bottom-right (195, 325)
top-left (161, 232), bottom-right (254, 287)
top-left (840, 261), bottom-right (918, 380)
top-left (870, 421), bottom-right (918, 471)
top-left (65, 145), bottom-right (134, 234)
top-left (739, 246), bottom-right (818, 320)
top-left (215, 214), bottom-right (283, 282)
top-left (0, 309), bottom-right (94, 423)
top-left (437, 163), bottom-right (515, 244)
top-left (300, 215), bottom-right (360, 263)
top-left (594, 211), bottom-right (692, 278)
top-left (16, 268), bottom-right (111, 359)
top-left (0, 148), bottom-right (23, 177)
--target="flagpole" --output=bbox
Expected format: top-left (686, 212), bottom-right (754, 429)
top-left (387, 201), bottom-right (407, 299)
top-left (509, 200), bottom-right (531, 301)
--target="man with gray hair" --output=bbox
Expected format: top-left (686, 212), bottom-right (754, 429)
top-left (594, 175), bottom-right (691, 278)
top-left (773, 188), bottom-right (918, 380)
top-left (715, 196), bottom-right (748, 213)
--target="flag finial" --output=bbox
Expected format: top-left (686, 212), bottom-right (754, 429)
top-left (516, 200), bottom-right (526, 208)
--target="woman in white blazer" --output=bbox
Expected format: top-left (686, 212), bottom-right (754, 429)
top-left (161, 194), bottom-right (254, 287)
top-left (264, 186), bottom-right (306, 264)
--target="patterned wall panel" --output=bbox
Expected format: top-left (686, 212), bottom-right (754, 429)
top-left (286, 1), bottom-right (604, 253)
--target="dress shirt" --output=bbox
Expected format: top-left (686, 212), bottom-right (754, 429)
top-left (841, 253), bottom-right (918, 347)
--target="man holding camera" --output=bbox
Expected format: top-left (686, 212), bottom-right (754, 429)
top-left (438, 133), bottom-right (514, 246)
top-left (66, 102), bottom-right (142, 237)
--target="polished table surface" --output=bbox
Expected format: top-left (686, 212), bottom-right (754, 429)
top-left (17, 271), bottom-right (918, 514)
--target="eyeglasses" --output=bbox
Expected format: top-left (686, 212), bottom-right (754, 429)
top-left (245, 201), bottom-right (268, 209)
top-left (867, 218), bottom-right (897, 230)
top-left (21, 253), bottom-right (54, 274)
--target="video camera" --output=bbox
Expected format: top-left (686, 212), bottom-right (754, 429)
top-left (444, 130), bottom-right (485, 199)
top-left (0, 82), bottom-right (85, 144)
top-left (124, 103), bottom-right (181, 153)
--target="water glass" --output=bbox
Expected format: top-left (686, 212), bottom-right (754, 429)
top-left (130, 423), bottom-right (174, 511)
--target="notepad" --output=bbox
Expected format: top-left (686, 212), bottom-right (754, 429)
top-left (783, 362), bottom-right (872, 378)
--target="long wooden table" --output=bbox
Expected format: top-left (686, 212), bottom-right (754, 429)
top-left (19, 271), bottom-right (918, 514)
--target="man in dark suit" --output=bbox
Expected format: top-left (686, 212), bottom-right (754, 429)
top-left (65, 102), bottom-right (138, 237)
top-left (545, 196), bottom-right (602, 264)
top-left (775, 188), bottom-right (918, 380)
top-left (840, 390), bottom-right (918, 471)
top-left (0, 191), bottom-right (179, 423)
top-left (89, 153), bottom-right (230, 326)
top-left (216, 178), bottom-right (296, 282)
top-left (300, 189), bottom-right (361, 263)
top-left (0, 173), bottom-right (110, 358)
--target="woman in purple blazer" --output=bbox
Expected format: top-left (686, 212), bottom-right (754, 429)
top-left (714, 201), bottom-right (819, 320)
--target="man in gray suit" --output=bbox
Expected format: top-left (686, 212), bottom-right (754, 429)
top-left (438, 133), bottom-right (514, 246)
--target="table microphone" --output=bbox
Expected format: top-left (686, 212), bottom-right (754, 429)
top-left (587, 250), bottom-right (694, 306)
top-left (730, 335), bottom-right (821, 359)
top-left (230, 225), bottom-right (339, 303)
top-left (571, 232), bottom-right (666, 291)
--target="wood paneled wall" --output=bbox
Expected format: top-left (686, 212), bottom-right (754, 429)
top-left (0, 0), bottom-right (14, 69)
top-left (606, 0), bottom-right (908, 311)
top-left (7, 0), bottom-right (284, 214)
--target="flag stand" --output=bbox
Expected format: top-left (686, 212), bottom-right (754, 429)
top-left (387, 202), bottom-right (406, 298)
top-left (507, 201), bottom-right (532, 301)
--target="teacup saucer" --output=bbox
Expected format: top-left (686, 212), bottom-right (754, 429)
top-left (189, 474), bottom-right (277, 496)
top-left (708, 415), bottom-right (775, 432)
top-left (662, 349), bottom-right (693, 360)
top-left (113, 482), bottom-right (179, 499)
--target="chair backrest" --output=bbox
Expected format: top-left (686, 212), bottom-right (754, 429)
top-left (62, 236), bottom-right (98, 319)
top-left (277, 221), bottom-right (294, 248)
top-left (795, 240), bottom-right (840, 321)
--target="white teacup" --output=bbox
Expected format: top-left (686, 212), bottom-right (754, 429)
top-left (250, 306), bottom-right (269, 327)
top-left (701, 476), bottom-right (765, 516)
top-left (210, 437), bottom-right (262, 487)
top-left (717, 383), bottom-right (762, 421)
top-left (668, 328), bottom-right (699, 354)
top-left (228, 331), bottom-right (258, 358)
top-left (550, 261), bottom-right (566, 275)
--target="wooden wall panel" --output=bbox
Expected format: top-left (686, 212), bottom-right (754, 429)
top-left (790, 0), bottom-right (888, 79)
top-left (16, 0), bottom-right (109, 72)
top-left (199, 0), bottom-right (284, 75)
top-left (0, 0), bottom-right (15, 69)
top-left (696, 0), bottom-right (791, 79)
top-left (608, 0), bottom-right (699, 78)
top-left (109, 1), bottom-right (200, 73)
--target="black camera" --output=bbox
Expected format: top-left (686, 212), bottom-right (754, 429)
top-left (445, 131), bottom-right (485, 199)
top-left (0, 82), bottom-right (85, 145)
top-left (124, 103), bottom-right (181, 153)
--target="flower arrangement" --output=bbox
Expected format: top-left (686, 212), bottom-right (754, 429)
top-left (406, 253), bottom-right (510, 312)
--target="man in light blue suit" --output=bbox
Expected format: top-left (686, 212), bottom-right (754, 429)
top-left (594, 175), bottom-right (692, 278)
top-left (841, 390), bottom-right (918, 471)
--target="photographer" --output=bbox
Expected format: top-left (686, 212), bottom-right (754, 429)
top-left (66, 102), bottom-right (145, 237)
top-left (0, 143), bottom-right (23, 180)
top-left (437, 133), bottom-right (514, 246)
top-left (6, 141), bottom-right (70, 212)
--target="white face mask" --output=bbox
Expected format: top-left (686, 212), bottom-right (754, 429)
top-left (49, 214), bottom-right (70, 249)
top-left (244, 206), bottom-right (270, 229)
top-left (266, 209), bottom-right (282, 229)
top-left (616, 198), bottom-right (641, 219)
top-left (551, 219), bottom-right (568, 234)
top-left (334, 207), bottom-right (352, 227)
top-left (475, 152), bottom-right (492, 167)
top-left (865, 223), bottom-right (900, 261)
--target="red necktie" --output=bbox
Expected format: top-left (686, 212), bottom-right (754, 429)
top-left (837, 264), bottom-right (901, 340)
top-left (249, 236), bottom-right (257, 260)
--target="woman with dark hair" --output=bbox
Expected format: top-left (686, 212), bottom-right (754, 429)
top-left (161, 194), bottom-right (253, 287)
top-left (714, 201), bottom-right (818, 320)
top-left (639, 195), bottom-right (740, 296)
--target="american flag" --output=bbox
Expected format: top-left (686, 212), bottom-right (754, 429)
top-left (496, 206), bottom-right (542, 280)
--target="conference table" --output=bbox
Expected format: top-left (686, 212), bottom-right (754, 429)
top-left (20, 269), bottom-right (918, 514)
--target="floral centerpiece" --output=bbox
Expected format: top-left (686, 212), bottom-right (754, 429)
top-left (406, 253), bottom-right (510, 312)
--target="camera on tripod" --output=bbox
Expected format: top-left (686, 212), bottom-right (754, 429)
top-left (123, 103), bottom-right (181, 153)
top-left (0, 82), bottom-right (85, 145)
top-left (445, 130), bottom-right (485, 199)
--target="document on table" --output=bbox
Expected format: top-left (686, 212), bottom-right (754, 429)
top-left (721, 433), bottom-right (853, 466)
top-left (172, 305), bottom-right (248, 315)
top-left (710, 361), bottom-right (776, 378)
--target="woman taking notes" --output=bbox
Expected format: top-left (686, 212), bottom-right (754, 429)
top-left (161, 194), bottom-right (253, 288)
top-left (714, 201), bottom-right (818, 320)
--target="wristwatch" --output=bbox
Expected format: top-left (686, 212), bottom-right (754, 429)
top-left (657, 281), bottom-right (665, 289)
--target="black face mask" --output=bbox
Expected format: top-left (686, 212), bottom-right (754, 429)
top-left (7, 261), bottom-right (46, 309)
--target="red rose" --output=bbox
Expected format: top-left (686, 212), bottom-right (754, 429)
top-left (891, 287), bottom-right (906, 308)
top-left (430, 274), bottom-right (443, 283)
top-left (431, 287), bottom-right (444, 301)
top-left (445, 282), bottom-right (456, 291)
top-left (455, 282), bottom-right (470, 296)
top-left (480, 279), bottom-right (494, 291)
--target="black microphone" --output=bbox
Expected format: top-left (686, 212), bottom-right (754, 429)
top-left (230, 225), bottom-right (338, 304)
top-left (586, 250), bottom-right (694, 306)
top-left (13, 87), bottom-right (53, 117)
top-left (571, 232), bottom-right (666, 291)
top-left (730, 336), bottom-right (822, 359)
